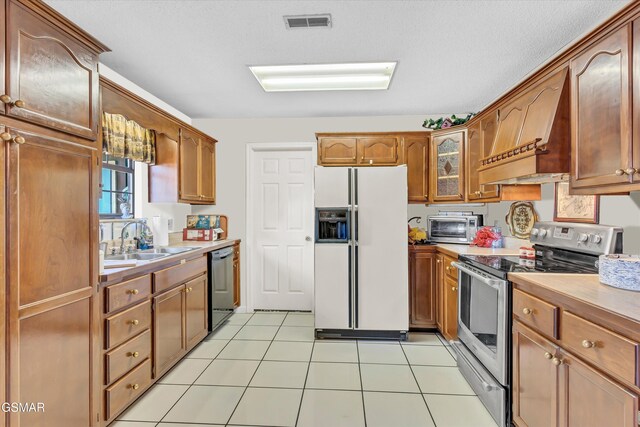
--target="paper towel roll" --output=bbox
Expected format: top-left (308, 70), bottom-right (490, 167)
top-left (599, 255), bottom-right (640, 291)
top-left (151, 216), bottom-right (169, 247)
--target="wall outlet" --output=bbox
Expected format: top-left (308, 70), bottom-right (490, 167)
top-left (168, 218), bottom-right (174, 231)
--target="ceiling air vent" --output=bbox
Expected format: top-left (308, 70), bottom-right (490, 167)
top-left (284, 14), bottom-right (332, 29)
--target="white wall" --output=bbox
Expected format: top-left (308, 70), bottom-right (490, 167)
top-left (192, 115), bottom-right (449, 308)
top-left (100, 64), bottom-right (194, 230)
top-left (486, 184), bottom-right (640, 254)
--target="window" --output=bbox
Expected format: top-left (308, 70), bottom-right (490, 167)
top-left (99, 154), bottom-right (135, 218)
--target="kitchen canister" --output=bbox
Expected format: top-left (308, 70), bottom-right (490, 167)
top-left (599, 255), bottom-right (640, 291)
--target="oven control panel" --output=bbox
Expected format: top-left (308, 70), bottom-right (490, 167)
top-left (529, 222), bottom-right (623, 255)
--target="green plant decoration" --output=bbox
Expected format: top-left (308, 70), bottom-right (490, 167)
top-left (422, 113), bottom-right (475, 130)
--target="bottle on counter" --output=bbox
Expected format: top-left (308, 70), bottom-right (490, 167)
top-left (491, 221), bottom-right (504, 248)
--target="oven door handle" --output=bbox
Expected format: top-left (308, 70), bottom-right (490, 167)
top-left (451, 262), bottom-right (504, 290)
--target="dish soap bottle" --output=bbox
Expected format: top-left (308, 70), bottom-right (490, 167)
top-left (491, 221), bottom-right (504, 248)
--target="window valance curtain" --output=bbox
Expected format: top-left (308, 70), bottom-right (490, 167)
top-left (102, 112), bottom-right (156, 164)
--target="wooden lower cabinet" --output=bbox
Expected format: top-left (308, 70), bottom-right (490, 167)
top-left (511, 279), bottom-right (640, 427)
top-left (513, 321), bottom-right (561, 427)
top-left (408, 246), bottom-right (436, 328)
top-left (442, 275), bottom-right (459, 341)
top-left (560, 350), bottom-right (639, 427)
top-left (185, 274), bottom-right (208, 349)
top-left (233, 242), bottom-right (241, 307)
top-left (435, 254), bottom-right (444, 332)
top-left (154, 285), bottom-right (186, 377)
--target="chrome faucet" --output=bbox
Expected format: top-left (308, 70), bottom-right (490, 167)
top-left (120, 220), bottom-right (153, 254)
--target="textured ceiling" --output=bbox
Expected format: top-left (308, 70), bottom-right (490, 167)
top-left (46, 0), bottom-right (629, 119)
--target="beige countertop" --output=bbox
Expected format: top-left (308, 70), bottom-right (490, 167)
top-left (509, 273), bottom-right (640, 324)
top-left (435, 243), bottom-right (523, 258)
top-left (100, 239), bottom-right (239, 285)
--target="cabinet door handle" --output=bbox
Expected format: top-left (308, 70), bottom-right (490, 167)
top-left (127, 289), bottom-right (139, 295)
top-left (551, 357), bottom-right (562, 366)
top-left (451, 286), bottom-right (457, 291)
top-left (544, 352), bottom-right (553, 360)
top-left (0, 94), bottom-right (11, 104)
top-left (581, 339), bottom-right (595, 349)
top-left (128, 319), bottom-right (139, 326)
top-left (625, 168), bottom-right (637, 176)
top-left (127, 351), bottom-right (139, 358)
top-left (615, 168), bottom-right (626, 176)
top-left (128, 383), bottom-right (140, 390)
top-left (12, 99), bottom-right (25, 109)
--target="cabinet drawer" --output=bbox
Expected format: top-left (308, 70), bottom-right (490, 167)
top-left (444, 256), bottom-right (458, 279)
top-left (154, 256), bottom-right (207, 293)
top-left (105, 329), bottom-right (152, 385)
top-left (561, 311), bottom-right (639, 385)
top-left (513, 289), bottom-right (558, 338)
top-left (105, 275), bottom-right (151, 314)
top-left (105, 358), bottom-right (152, 420)
top-left (105, 300), bottom-right (152, 349)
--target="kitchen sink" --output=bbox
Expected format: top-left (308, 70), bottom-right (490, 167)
top-left (105, 253), bottom-right (169, 261)
top-left (140, 247), bottom-right (200, 254)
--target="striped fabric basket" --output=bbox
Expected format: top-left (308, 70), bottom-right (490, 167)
top-left (599, 255), bottom-right (640, 291)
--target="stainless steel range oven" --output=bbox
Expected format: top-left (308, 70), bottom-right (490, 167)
top-left (451, 221), bottom-right (623, 427)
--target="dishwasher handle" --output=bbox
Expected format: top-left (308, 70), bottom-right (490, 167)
top-left (211, 247), bottom-right (234, 260)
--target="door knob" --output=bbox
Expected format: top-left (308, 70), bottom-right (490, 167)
top-left (305, 236), bottom-right (312, 242)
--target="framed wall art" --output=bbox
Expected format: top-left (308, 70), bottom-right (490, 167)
top-left (553, 181), bottom-right (599, 223)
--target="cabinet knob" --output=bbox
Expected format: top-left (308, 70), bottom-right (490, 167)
top-left (128, 383), bottom-right (140, 390)
top-left (446, 266), bottom-right (451, 272)
top-left (13, 136), bottom-right (25, 145)
top-left (128, 319), bottom-right (139, 326)
top-left (615, 168), bottom-right (626, 176)
top-left (127, 289), bottom-right (139, 295)
top-left (544, 352), bottom-right (553, 360)
top-left (522, 307), bottom-right (532, 315)
top-left (188, 287), bottom-right (193, 292)
top-left (0, 94), bottom-right (11, 104)
top-left (581, 339), bottom-right (595, 349)
top-left (451, 286), bottom-right (457, 292)
top-left (13, 99), bottom-right (25, 109)
top-left (0, 132), bottom-right (12, 141)
top-left (625, 168), bottom-right (638, 176)
top-left (551, 357), bottom-right (562, 366)
top-left (128, 351), bottom-right (139, 358)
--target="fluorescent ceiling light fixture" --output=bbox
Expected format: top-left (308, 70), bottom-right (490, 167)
top-left (249, 62), bottom-right (397, 92)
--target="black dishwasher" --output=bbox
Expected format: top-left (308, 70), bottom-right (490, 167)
top-left (208, 247), bottom-right (235, 332)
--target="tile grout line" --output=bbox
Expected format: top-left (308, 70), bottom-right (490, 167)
top-left (154, 312), bottom-right (255, 425)
top-left (293, 327), bottom-right (316, 427)
top-left (224, 311), bottom-right (291, 426)
top-left (399, 339), bottom-right (439, 427)
top-left (356, 341), bottom-right (368, 427)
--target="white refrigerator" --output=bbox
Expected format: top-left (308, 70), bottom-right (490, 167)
top-left (314, 165), bottom-right (409, 340)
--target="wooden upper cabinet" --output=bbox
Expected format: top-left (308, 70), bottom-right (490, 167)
top-left (316, 134), bottom-right (406, 166)
top-left (4, 0), bottom-right (105, 141)
top-left (513, 321), bottom-right (561, 427)
top-left (318, 137), bottom-right (357, 165)
top-left (180, 129), bottom-right (201, 202)
top-left (357, 136), bottom-right (399, 165)
top-left (404, 135), bottom-right (429, 203)
top-left (632, 18), bottom-right (640, 186)
top-left (466, 116), bottom-right (500, 201)
top-left (570, 25), bottom-right (633, 192)
top-left (559, 349), bottom-right (639, 427)
top-left (199, 139), bottom-right (216, 203)
top-left (430, 129), bottom-right (465, 202)
top-left (492, 97), bottom-right (526, 155)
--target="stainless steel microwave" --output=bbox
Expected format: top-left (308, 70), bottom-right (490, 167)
top-left (427, 214), bottom-right (483, 244)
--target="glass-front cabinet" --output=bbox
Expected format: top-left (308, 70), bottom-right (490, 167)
top-left (430, 129), bottom-right (465, 202)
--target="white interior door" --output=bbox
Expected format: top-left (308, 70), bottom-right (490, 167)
top-left (249, 147), bottom-right (314, 311)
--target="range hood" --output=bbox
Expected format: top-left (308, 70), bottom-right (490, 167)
top-left (478, 67), bottom-right (570, 185)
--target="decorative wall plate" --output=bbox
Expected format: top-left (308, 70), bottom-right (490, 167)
top-left (505, 201), bottom-right (539, 239)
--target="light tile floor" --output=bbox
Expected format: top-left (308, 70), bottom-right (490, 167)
top-left (114, 311), bottom-right (497, 427)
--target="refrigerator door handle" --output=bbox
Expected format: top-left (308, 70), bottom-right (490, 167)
top-left (348, 168), bottom-right (352, 205)
top-left (353, 168), bottom-right (359, 329)
top-left (348, 240), bottom-right (353, 328)
top-left (354, 244), bottom-right (359, 329)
